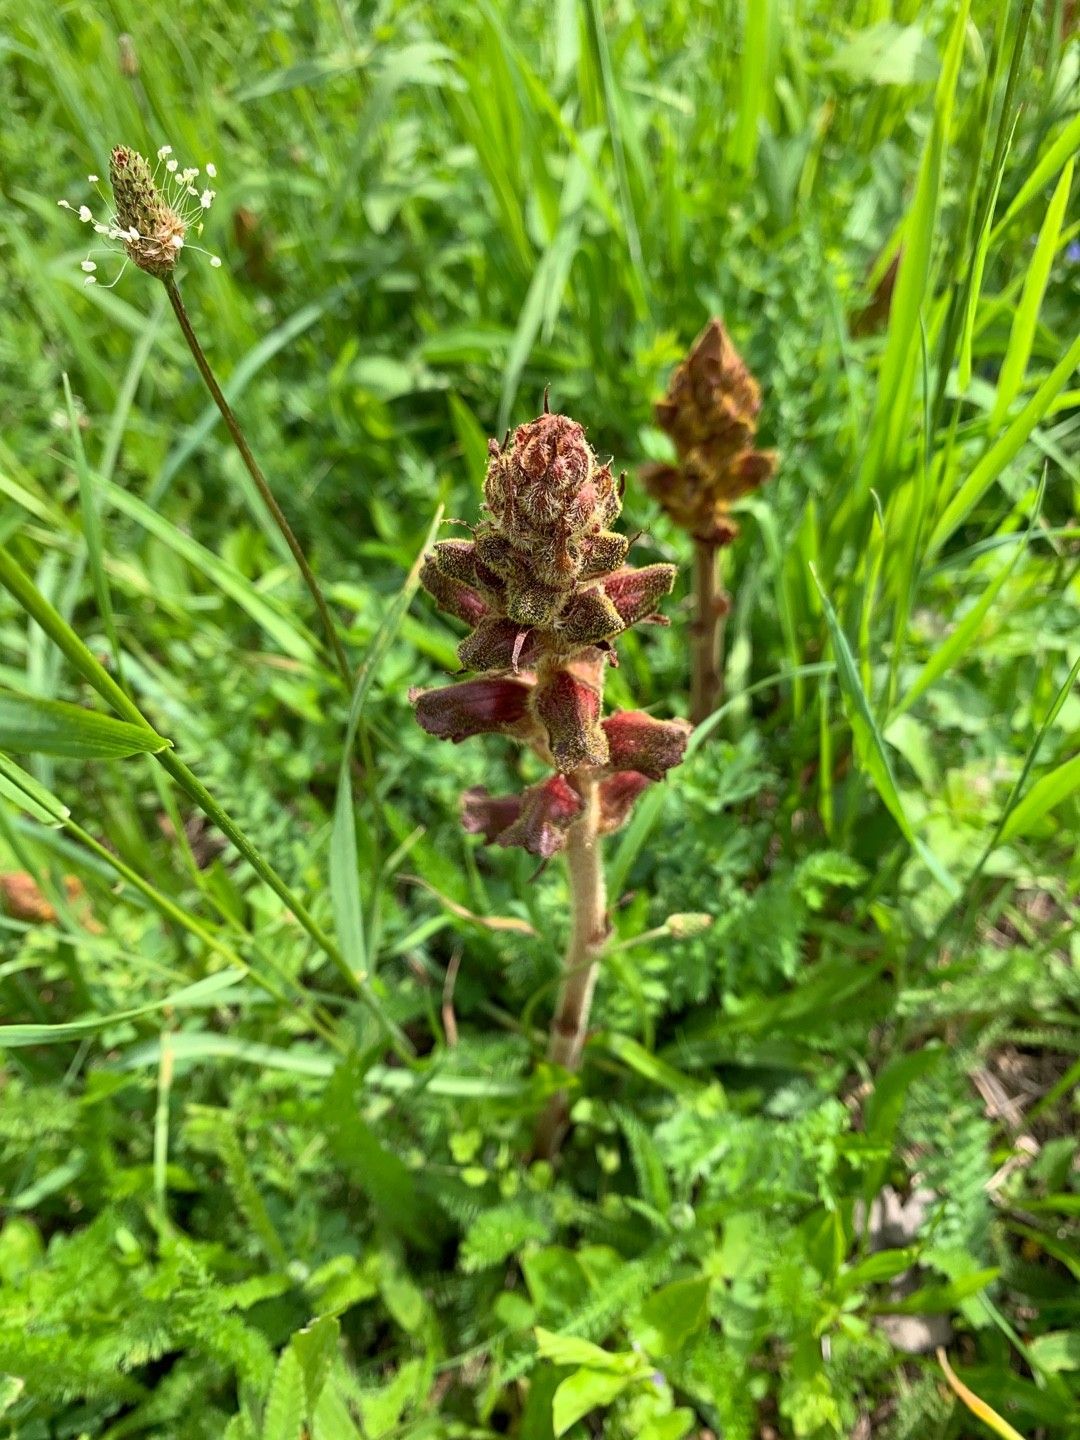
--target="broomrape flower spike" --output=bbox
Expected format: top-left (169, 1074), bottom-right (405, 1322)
top-left (642, 318), bottom-right (777, 723)
top-left (58, 144), bottom-right (221, 284)
top-left (413, 404), bottom-right (690, 1158)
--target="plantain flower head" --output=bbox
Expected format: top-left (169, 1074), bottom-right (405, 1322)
top-left (59, 145), bottom-right (221, 286)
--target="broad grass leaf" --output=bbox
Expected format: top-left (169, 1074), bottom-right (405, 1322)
top-left (0, 691), bottom-right (169, 759)
top-left (0, 968), bottom-right (245, 1048)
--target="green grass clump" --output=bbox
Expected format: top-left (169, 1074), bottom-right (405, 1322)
top-left (0, 1), bottom-right (1078, 1436)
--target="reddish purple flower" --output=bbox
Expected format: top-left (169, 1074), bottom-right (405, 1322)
top-left (420, 558), bottom-right (490, 627)
top-left (412, 677), bottom-right (534, 743)
top-left (601, 711), bottom-right (690, 780)
top-left (462, 775), bottom-right (583, 858)
top-left (534, 669), bottom-right (608, 771)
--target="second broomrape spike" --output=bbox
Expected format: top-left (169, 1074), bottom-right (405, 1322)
top-left (642, 319), bottom-right (777, 725)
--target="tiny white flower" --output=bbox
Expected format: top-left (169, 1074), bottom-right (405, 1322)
top-left (78, 205), bottom-right (93, 222)
top-left (157, 145), bottom-right (173, 159)
top-left (81, 259), bottom-right (97, 272)
top-left (205, 163), bottom-right (217, 178)
top-left (200, 189), bottom-right (215, 209)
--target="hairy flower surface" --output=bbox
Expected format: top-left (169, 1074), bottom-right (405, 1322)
top-left (415, 405), bottom-right (687, 856)
top-left (59, 144), bottom-right (220, 285)
top-left (643, 320), bottom-right (776, 545)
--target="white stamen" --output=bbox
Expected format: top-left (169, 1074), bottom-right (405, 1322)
top-left (166, 159), bottom-right (178, 173)
top-left (81, 260), bottom-right (97, 272)
top-left (78, 205), bottom-right (93, 222)
top-left (205, 163), bottom-right (217, 178)
top-left (84, 275), bottom-right (97, 285)
top-left (170, 235), bottom-right (185, 248)
top-left (210, 255), bottom-right (222, 268)
top-left (88, 174), bottom-right (99, 183)
top-left (200, 189), bottom-right (215, 209)
top-left (93, 223), bottom-right (110, 234)
top-left (58, 199), bottom-right (72, 209)
top-left (158, 145), bottom-right (173, 159)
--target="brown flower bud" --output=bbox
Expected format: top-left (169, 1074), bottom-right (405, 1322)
top-left (457, 618), bottom-right (542, 673)
top-left (533, 670), bottom-right (608, 771)
top-left (411, 677), bottom-right (535, 743)
top-left (420, 558), bottom-right (490, 627)
top-left (601, 711), bottom-right (690, 780)
top-left (644, 320), bottom-right (776, 546)
top-left (601, 565), bottom-right (677, 627)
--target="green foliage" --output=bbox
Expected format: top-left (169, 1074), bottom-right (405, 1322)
top-left (1, 0), bottom-right (1078, 1436)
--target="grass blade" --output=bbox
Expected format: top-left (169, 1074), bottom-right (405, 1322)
top-left (990, 156), bottom-right (1074, 426)
top-left (0, 691), bottom-right (169, 759)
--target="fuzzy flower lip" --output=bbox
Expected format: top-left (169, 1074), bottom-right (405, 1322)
top-left (58, 143), bottom-right (222, 286)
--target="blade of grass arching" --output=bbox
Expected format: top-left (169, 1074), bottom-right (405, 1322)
top-left (894, 472), bottom-right (1044, 718)
top-left (924, 653), bottom-right (1080, 955)
top-left (956, 117), bottom-right (1015, 393)
top-left (989, 156), bottom-right (1074, 427)
top-left (63, 375), bottom-right (122, 676)
top-left (811, 565), bottom-right (957, 896)
top-left (0, 753), bottom-right (70, 827)
top-left (857, 0), bottom-right (970, 510)
top-left (999, 751), bottom-right (1080, 845)
top-left (581, 0), bottom-right (646, 309)
top-left (99, 475), bottom-right (317, 665)
top-left (114, 1031), bottom-right (531, 1099)
top-left (884, 316), bottom-right (933, 713)
top-left (0, 546), bottom-right (354, 991)
top-left (932, 0), bottom-right (1032, 423)
top-left (98, 289), bottom-right (168, 483)
top-left (0, 968), bottom-right (246, 1050)
top-left (332, 506), bottom-right (444, 981)
top-left (993, 108), bottom-right (1080, 240)
top-left (929, 331), bottom-right (1080, 552)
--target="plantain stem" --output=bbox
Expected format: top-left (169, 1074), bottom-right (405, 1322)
top-left (162, 276), bottom-right (352, 689)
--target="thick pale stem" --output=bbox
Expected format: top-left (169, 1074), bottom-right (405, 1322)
top-left (162, 277), bottom-right (352, 690)
top-left (533, 771), bottom-right (607, 1160)
top-left (690, 539), bottom-right (728, 726)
